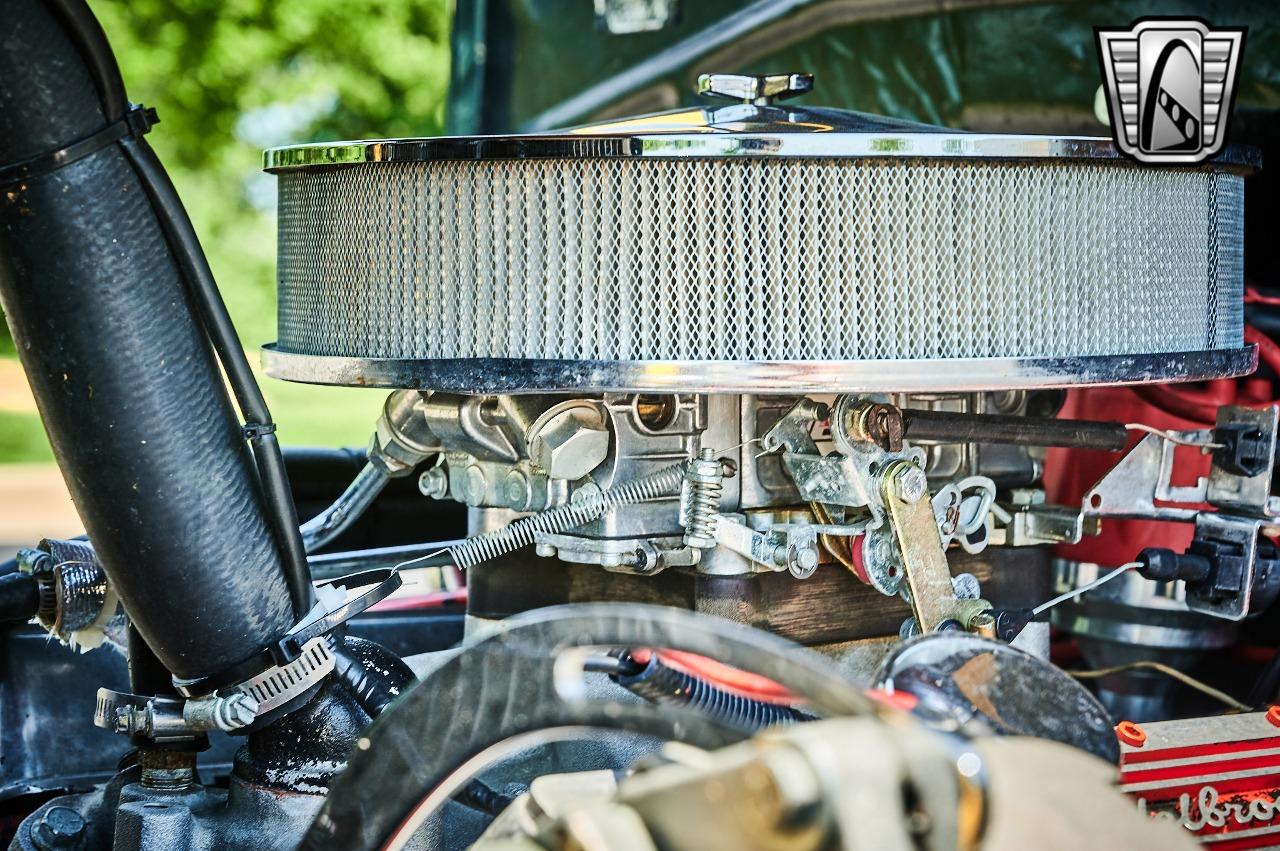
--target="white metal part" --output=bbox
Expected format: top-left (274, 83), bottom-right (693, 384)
top-left (236, 636), bottom-right (335, 715)
top-left (268, 156), bottom-right (1245, 392)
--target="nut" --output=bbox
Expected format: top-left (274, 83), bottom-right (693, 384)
top-left (529, 406), bottom-right (611, 480)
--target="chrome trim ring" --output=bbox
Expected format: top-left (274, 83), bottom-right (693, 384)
top-left (264, 133), bottom-right (1260, 173)
top-left (260, 345), bottom-right (1257, 394)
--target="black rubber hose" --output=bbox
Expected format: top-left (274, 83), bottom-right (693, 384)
top-left (119, 136), bottom-right (313, 616)
top-left (0, 573), bottom-right (40, 625)
top-left (614, 655), bottom-right (813, 731)
top-left (0, 0), bottom-right (295, 679)
top-left (36, 0), bottom-right (313, 619)
top-left (333, 635), bottom-right (416, 717)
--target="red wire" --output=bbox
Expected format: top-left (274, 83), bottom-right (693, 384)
top-left (1246, 286), bottom-right (1280, 307)
top-left (629, 648), bottom-right (802, 705)
top-left (1246, 324), bottom-right (1280, 377)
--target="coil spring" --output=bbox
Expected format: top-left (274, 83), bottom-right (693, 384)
top-left (682, 450), bottom-right (723, 547)
top-left (616, 656), bottom-right (813, 731)
top-left (449, 461), bottom-right (689, 569)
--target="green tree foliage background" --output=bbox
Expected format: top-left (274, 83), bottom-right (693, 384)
top-left (1, 0), bottom-right (452, 450)
top-left (4, 0), bottom-right (450, 349)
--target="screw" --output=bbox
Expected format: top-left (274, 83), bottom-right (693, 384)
top-left (31, 806), bottom-right (86, 851)
top-left (895, 464), bottom-right (927, 504)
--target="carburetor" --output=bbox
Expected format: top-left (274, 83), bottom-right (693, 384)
top-left (265, 72), bottom-right (1259, 640)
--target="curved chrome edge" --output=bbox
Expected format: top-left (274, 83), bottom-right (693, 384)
top-left (263, 133), bottom-right (1260, 173)
top-left (260, 345), bottom-right (1257, 395)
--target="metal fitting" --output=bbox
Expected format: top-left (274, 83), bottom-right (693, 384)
top-left (786, 545), bottom-right (819, 579)
top-left (139, 750), bottom-right (196, 791)
top-left (30, 806), bottom-right (86, 851)
top-left (894, 464), bottom-right (928, 504)
top-left (369, 390), bottom-right (440, 476)
top-left (849, 401), bottom-right (905, 452)
top-left (183, 692), bottom-right (260, 733)
top-left (459, 465), bottom-right (488, 506)
top-left (417, 466), bottom-right (449, 499)
top-left (527, 403), bottom-right (611, 481)
top-left (968, 611), bottom-right (997, 639)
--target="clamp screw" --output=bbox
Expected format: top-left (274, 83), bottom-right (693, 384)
top-left (894, 464), bottom-right (928, 504)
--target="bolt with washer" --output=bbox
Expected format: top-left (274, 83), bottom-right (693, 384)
top-left (418, 467), bottom-right (448, 499)
top-left (894, 464), bottom-right (928, 503)
top-left (787, 545), bottom-right (819, 579)
top-left (31, 806), bottom-right (86, 851)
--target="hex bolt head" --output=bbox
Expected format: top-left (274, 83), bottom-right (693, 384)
top-left (31, 806), bottom-right (86, 851)
top-left (418, 467), bottom-right (449, 499)
top-left (895, 464), bottom-right (928, 504)
top-left (529, 406), bottom-right (611, 481)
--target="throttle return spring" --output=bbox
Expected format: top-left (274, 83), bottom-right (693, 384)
top-left (682, 449), bottom-right (723, 549)
top-left (449, 461), bottom-right (689, 569)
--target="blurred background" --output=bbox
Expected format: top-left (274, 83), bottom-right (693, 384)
top-left (0, 0), bottom-right (453, 550)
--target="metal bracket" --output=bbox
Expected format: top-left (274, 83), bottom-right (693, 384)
top-left (1083, 431), bottom-right (1208, 520)
top-left (881, 460), bottom-right (981, 632)
top-left (763, 396), bottom-right (924, 531)
top-left (714, 517), bottom-right (821, 578)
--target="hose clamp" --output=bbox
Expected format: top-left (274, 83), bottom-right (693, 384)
top-left (95, 637), bottom-right (334, 740)
top-left (172, 567), bottom-right (401, 698)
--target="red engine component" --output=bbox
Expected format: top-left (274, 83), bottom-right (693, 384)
top-left (1046, 323), bottom-right (1277, 568)
top-left (1118, 712), bottom-right (1280, 849)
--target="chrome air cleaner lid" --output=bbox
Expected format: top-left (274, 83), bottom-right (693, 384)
top-left (262, 73), bottom-right (1257, 393)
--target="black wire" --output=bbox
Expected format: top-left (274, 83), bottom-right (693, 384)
top-left (39, 0), bottom-right (314, 618)
top-left (455, 781), bottom-right (515, 816)
top-left (614, 654), bottom-right (815, 730)
top-left (119, 136), bottom-right (312, 615)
